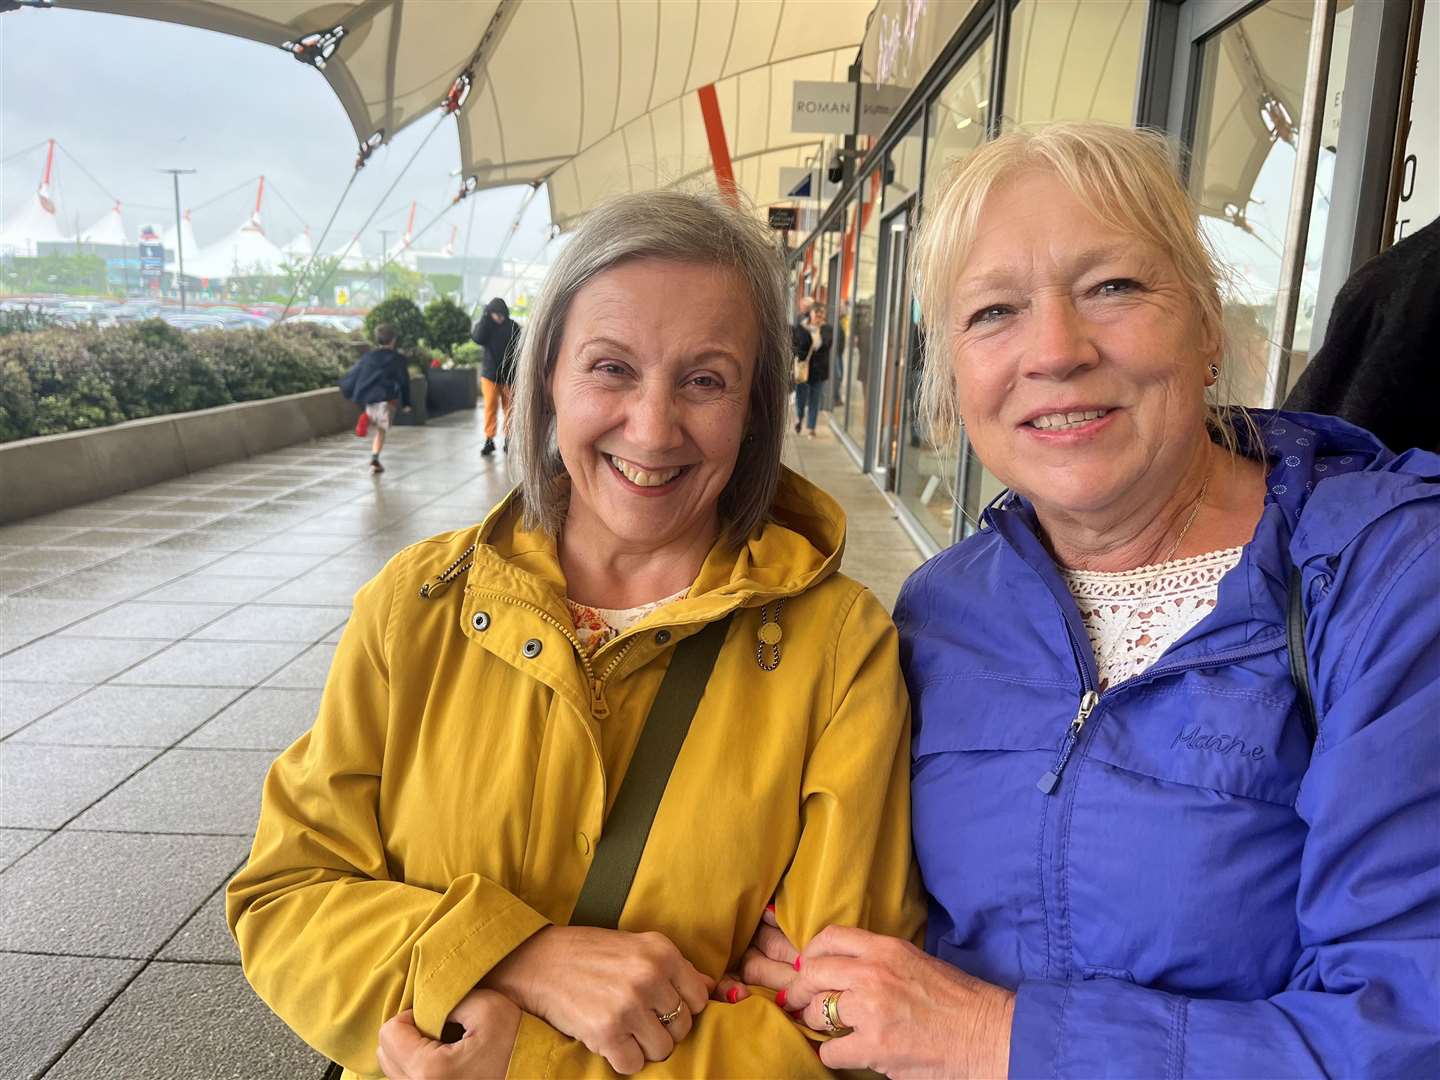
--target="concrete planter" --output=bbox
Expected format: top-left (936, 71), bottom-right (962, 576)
top-left (426, 367), bottom-right (479, 415)
top-left (0, 387), bottom-right (363, 524)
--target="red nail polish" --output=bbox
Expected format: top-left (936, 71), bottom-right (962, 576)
top-left (776, 989), bottom-right (787, 1008)
top-left (766, 902), bottom-right (776, 913)
top-left (726, 987), bottom-right (739, 1004)
top-left (793, 956), bottom-right (802, 971)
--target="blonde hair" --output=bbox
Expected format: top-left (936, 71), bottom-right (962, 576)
top-left (510, 188), bottom-right (791, 545)
top-left (911, 121), bottom-right (1249, 455)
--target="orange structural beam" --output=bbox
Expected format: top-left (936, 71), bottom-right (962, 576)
top-left (840, 170), bottom-right (883, 305)
top-left (697, 83), bottom-right (738, 207)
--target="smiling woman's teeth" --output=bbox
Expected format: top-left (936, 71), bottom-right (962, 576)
top-left (1029, 409), bottom-right (1108, 430)
top-left (610, 455), bottom-right (682, 487)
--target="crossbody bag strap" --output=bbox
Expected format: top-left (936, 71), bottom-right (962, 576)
top-left (1287, 565), bottom-right (1318, 748)
top-left (568, 616), bottom-right (732, 929)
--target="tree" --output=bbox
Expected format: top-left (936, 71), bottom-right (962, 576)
top-left (363, 296), bottom-right (425, 349)
top-left (424, 296), bottom-right (472, 356)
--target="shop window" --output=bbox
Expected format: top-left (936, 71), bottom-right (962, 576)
top-left (1189, 0), bottom-right (1325, 406)
top-left (1393, 0), bottom-right (1439, 241)
top-left (1001, 0), bottom-right (1146, 129)
top-left (839, 183), bottom-right (883, 452)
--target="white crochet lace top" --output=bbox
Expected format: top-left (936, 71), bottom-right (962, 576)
top-left (1060, 546), bottom-right (1244, 690)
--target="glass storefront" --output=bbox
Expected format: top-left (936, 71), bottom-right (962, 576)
top-left (791, 0), bottom-right (1422, 555)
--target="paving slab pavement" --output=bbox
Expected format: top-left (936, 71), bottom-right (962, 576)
top-left (0, 407), bottom-right (925, 1077)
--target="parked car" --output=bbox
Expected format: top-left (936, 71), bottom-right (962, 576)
top-left (159, 312), bottom-right (227, 332)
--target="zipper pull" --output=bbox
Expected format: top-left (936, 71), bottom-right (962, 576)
top-left (590, 681), bottom-right (610, 720)
top-left (1038, 690), bottom-right (1098, 794)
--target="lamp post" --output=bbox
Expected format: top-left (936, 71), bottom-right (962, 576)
top-left (158, 168), bottom-right (196, 310)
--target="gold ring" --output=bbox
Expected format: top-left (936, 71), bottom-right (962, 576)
top-left (821, 991), bottom-right (852, 1036)
top-left (655, 1002), bottom-right (684, 1026)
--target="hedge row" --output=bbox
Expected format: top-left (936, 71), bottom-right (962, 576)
top-left (0, 320), bottom-right (360, 444)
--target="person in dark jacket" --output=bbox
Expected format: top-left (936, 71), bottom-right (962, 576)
top-left (790, 301), bottom-right (832, 437)
top-left (1285, 215), bottom-right (1439, 452)
top-left (744, 123), bottom-right (1439, 1079)
top-left (471, 296), bottom-right (523, 456)
top-left (339, 323), bottom-right (411, 474)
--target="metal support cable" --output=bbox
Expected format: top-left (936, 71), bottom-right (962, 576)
top-left (375, 200), bottom-right (456, 278)
top-left (502, 226), bottom-right (557, 299)
top-left (56, 142), bottom-right (122, 203)
top-left (287, 109), bottom-right (451, 315)
top-left (472, 184), bottom-right (540, 310)
top-left (190, 175), bottom-right (262, 213)
top-left (278, 168), bottom-right (359, 319)
top-left (0, 139), bottom-right (48, 169)
top-left (267, 181), bottom-right (310, 230)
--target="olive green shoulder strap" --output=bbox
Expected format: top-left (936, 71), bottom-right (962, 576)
top-left (568, 616), bottom-right (732, 929)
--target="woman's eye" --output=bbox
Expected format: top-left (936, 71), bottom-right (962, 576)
top-left (689, 374), bottom-right (722, 389)
top-left (594, 361), bottom-right (628, 377)
top-left (968, 304), bottom-right (1013, 328)
top-left (1097, 278), bottom-right (1140, 296)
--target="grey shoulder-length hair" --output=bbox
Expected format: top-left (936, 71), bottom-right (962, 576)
top-left (509, 188), bottom-right (791, 546)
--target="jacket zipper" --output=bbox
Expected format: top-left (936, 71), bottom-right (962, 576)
top-left (1037, 689), bottom-right (1098, 793)
top-left (1036, 629), bottom-right (1287, 795)
top-left (472, 590), bottom-right (641, 719)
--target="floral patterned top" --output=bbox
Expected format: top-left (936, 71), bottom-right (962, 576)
top-left (565, 588), bottom-right (689, 655)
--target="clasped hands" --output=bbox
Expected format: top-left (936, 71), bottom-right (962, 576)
top-left (725, 907), bottom-right (1015, 1079)
top-left (376, 913), bottom-right (1014, 1079)
top-left (376, 924), bottom-right (712, 1078)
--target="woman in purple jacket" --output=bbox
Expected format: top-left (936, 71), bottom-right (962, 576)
top-left (754, 123), bottom-right (1439, 1077)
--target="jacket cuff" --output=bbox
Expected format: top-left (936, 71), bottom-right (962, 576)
top-left (412, 897), bottom-right (550, 1039)
top-left (1009, 979), bottom-right (1066, 1078)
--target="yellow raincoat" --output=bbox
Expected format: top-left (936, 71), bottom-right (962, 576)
top-left (228, 467), bottom-right (924, 1077)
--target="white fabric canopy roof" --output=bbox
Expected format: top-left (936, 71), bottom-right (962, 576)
top-left (77, 203), bottom-right (127, 246)
top-left (0, 190), bottom-right (68, 256)
top-left (183, 214), bottom-right (287, 278)
top-left (161, 212), bottom-right (200, 266)
top-left (58, 0), bottom-right (874, 230)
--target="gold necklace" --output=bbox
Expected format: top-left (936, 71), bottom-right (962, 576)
top-left (1092, 473), bottom-right (1211, 687)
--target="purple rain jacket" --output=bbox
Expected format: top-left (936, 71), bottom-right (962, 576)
top-left (894, 411), bottom-right (1440, 1078)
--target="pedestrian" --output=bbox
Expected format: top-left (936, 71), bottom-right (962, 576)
top-left (471, 296), bottom-right (523, 456)
top-left (790, 300), bottom-right (832, 437)
top-left (339, 323), bottom-right (411, 474)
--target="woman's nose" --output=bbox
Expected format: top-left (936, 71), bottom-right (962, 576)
top-left (627, 383), bottom-right (685, 450)
top-left (1023, 297), bottom-right (1099, 380)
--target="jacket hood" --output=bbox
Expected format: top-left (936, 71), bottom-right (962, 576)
top-left (448, 465), bottom-right (847, 623)
top-left (485, 297), bottom-right (510, 319)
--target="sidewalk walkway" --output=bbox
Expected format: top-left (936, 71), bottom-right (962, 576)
top-left (0, 409), bottom-right (922, 1079)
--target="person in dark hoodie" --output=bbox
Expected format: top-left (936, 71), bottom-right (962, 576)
top-left (1285, 216), bottom-right (1439, 452)
top-left (472, 296), bottom-right (523, 456)
top-left (339, 323), bottom-right (412, 474)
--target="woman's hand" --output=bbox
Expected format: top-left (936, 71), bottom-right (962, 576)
top-left (713, 904), bottom-right (799, 1004)
top-left (376, 989), bottom-right (520, 1079)
top-left (784, 925), bottom-right (1015, 1079)
top-left (482, 925), bottom-right (713, 1075)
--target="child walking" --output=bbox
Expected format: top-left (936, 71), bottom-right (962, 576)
top-left (340, 323), bottom-right (412, 473)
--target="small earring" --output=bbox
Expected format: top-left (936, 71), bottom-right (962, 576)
top-left (1206, 363), bottom-right (1220, 384)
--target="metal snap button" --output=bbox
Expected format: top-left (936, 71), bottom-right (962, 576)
top-left (654, 629), bottom-right (671, 645)
top-left (522, 638), bottom-right (543, 658)
top-left (471, 611), bottom-right (490, 632)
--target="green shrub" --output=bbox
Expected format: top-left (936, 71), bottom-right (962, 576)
top-left (424, 296), bottom-right (472, 356)
top-left (0, 347), bottom-right (36, 441)
top-left (15, 330), bottom-right (123, 436)
top-left (89, 320), bottom-right (232, 419)
top-left (363, 296), bottom-right (425, 349)
top-left (0, 319), bottom-right (356, 443)
top-left (0, 308), bottom-right (59, 338)
top-left (451, 340), bottom-right (484, 367)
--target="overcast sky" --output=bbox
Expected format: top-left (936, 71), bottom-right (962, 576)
top-left (0, 4), bottom-right (554, 263)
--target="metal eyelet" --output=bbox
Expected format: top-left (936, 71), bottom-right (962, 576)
top-left (471, 611), bottom-right (490, 632)
top-left (522, 638), bottom-right (543, 658)
top-left (654, 629), bottom-right (671, 645)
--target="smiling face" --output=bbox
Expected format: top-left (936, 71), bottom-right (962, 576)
top-left (947, 169), bottom-right (1215, 520)
top-left (549, 258), bottom-right (757, 554)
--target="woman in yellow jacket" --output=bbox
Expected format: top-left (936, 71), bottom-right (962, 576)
top-left (227, 190), bottom-right (923, 1079)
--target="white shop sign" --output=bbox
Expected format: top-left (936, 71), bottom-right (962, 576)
top-left (792, 81), bottom-right (859, 134)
